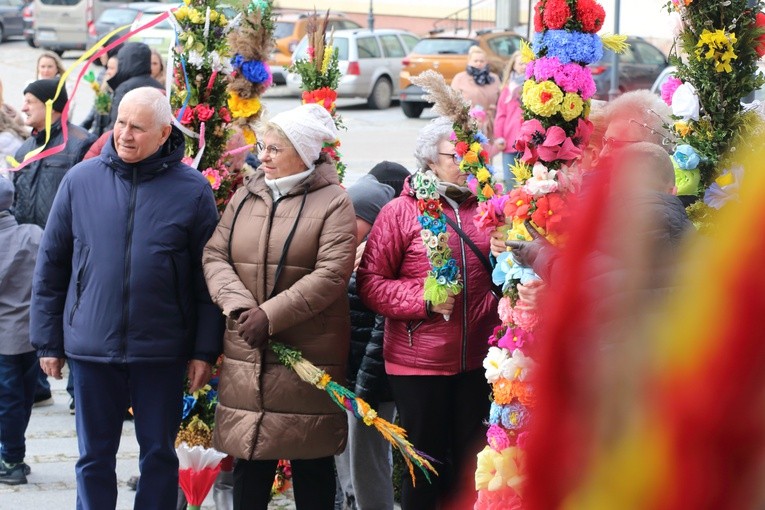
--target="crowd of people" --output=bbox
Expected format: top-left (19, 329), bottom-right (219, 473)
top-left (0, 41), bottom-right (694, 510)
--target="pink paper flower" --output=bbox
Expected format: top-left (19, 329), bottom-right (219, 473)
top-left (498, 297), bottom-right (514, 324)
top-left (487, 424), bottom-right (512, 452)
top-left (498, 327), bottom-right (534, 350)
top-left (512, 307), bottom-right (539, 332)
top-left (475, 487), bottom-right (523, 510)
top-left (661, 76), bottom-right (682, 106)
top-left (202, 168), bottom-right (222, 190)
top-left (474, 196), bottom-right (507, 231)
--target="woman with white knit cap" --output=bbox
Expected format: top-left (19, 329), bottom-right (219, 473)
top-left (202, 103), bottom-right (357, 510)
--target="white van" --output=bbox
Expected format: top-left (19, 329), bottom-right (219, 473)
top-left (33, 0), bottom-right (163, 55)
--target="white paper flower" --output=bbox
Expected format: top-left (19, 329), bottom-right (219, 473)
top-left (483, 346), bottom-right (509, 384)
top-left (176, 442), bottom-right (227, 470)
top-left (500, 349), bottom-right (536, 382)
top-left (187, 50), bottom-right (205, 69)
top-left (671, 83), bottom-right (700, 122)
top-left (523, 163), bottom-right (559, 196)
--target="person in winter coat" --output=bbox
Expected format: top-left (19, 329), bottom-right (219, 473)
top-left (450, 46), bottom-right (500, 139)
top-left (0, 177), bottom-right (43, 486)
top-left (357, 117), bottom-right (499, 510)
top-left (202, 103), bottom-right (357, 510)
top-left (493, 51), bottom-right (526, 186)
top-left (0, 110), bottom-right (26, 178)
top-left (335, 166), bottom-right (409, 510)
top-left (30, 87), bottom-right (223, 510)
top-left (13, 79), bottom-right (96, 229)
top-left (107, 42), bottom-right (163, 127)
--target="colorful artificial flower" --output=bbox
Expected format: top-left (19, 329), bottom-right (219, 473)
top-left (475, 446), bottom-right (524, 492)
top-left (703, 165), bottom-right (743, 209)
top-left (524, 163), bottom-right (559, 195)
top-left (523, 80), bottom-right (564, 118)
top-left (575, 0), bottom-right (606, 33)
top-left (671, 82), bottom-right (700, 121)
top-left (506, 218), bottom-right (533, 242)
top-left (202, 168), bottom-right (223, 190)
top-left (530, 191), bottom-right (566, 234)
top-left (486, 424), bottom-right (511, 452)
top-left (195, 103), bottom-right (215, 122)
top-left (512, 306), bottom-right (539, 332)
top-left (695, 29), bottom-right (738, 73)
top-left (504, 188), bottom-right (532, 219)
top-left (672, 144), bottom-right (700, 170)
top-left (493, 252), bottom-right (538, 292)
top-left (673, 158), bottom-right (701, 197)
top-left (532, 30), bottom-right (604, 65)
top-left (484, 346), bottom-right (509, 384)
top-left (498, 327), bottom-right (534, 350)
top-left (179, 107), bottom-right (195, 126)
top-left (455, 141), bottom-right (469, 156)
top-left (510, 160), bottom-right (533, 185)
top-left (475, 486), bottom-right (523, 510)
top-left (218, 107), bottom-right (232, 123)
top-left (756, 12), bottom-right (765, 58)
top-left (227, 91), bottom-right (261, 119)
top-left (302, 87), bottom-right (338, 112)
top-left (500, 349), bottom-right (536, 382)
top-left (674, 121), bottom-right (692, 137)
top-left (231, 55), bottom-right (272, 84)
top-left (560, 92), bottom-right (584, 121)
top-left (489, 402), bottom-right (531, 431)
top-left (474, 196), bottom-right (507, 231)
top-left (660, 76), bottom-right (683, 106)
top-left (494, 379), bottom-right (534, 407)
top-left (541, 0), bottom-right (571, 30)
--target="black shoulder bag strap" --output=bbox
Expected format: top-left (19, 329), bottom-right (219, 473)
top-left (442, 214), bottom-right (502, 301)
top-left (267, 185), bottom-right (309, 300)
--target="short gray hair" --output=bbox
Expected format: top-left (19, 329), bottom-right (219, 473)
top-left (120, 87), bottom-right (172, 128)
top-left (414, 117), bottom-right (454, 170)
top-left (604, 90), bottom-right (673, 148)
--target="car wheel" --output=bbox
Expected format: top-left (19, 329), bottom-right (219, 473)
top-left (401, 101), bottom-right (425, 119)
top-left (367, 77), bottom-right (392, 110)
top-left (26, 36), bottom-right (38, 48)
top-left (53, 49), bottom-right (64, 57)
top-left (0, 24), bottom-right (5, 42)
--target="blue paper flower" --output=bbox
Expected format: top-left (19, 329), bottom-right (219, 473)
top-left (474, 132), bottom-right (489, 145)
top-left (501, 402), bottom-right (530, 431)
top-left (704, 165), bottom-right (743, 210)
top-left (430, 218), bottom-right (447, 235)
top-left (492, 252), bottom-right (538, 291)
top-left (489, 402), bottom-right (503, 425)
top-left (182, 395), bottom-right (197, 420)
top-left (231, 54), bottom-right (244, 69)
top-left (533, 31), bottom-right (603, 65)
top-left (418, 216), bottom-right (432, 230)
top-left (673, 144), bottom-right (700, 170)
top-left (241, 59), bottom-right (270, 84)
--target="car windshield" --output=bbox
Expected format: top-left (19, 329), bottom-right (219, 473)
top-left (98, 8), bottom-right (139, 25)
top-left (138, 10), bottom-right (172, 30)
top-left (293, 36), bottom-right (349, 62)
top-left (274, 21), bottom-right (295, 39)
top-left (411, 38), bottom-right (475, 55)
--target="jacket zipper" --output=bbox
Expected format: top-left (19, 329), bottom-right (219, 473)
top-left (450, 202), bottom-right (469, 372)
top-left (170, 256), bottom-right (187, 329)
top-left (407, 320), bottom-right (424, 346)
top-left (68, 248), bottom-right (89, 326)
top-left (120, 167), bottom-right (139, 361)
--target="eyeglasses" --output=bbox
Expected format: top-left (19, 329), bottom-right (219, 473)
top-left (256, 142), bottom-right (287, 158)
top-left (438, 152), bottom-right (460, 164)
top-left (601, 137), bottom-right (642, 151)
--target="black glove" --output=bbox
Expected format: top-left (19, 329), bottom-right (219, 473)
top-left (237, 307), bottom-right (270, 349)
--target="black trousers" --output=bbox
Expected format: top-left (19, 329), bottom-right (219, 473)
top-left (389, 369), bottom-right (489, 510)
top-left (233, 456), bottom-right (335, 510)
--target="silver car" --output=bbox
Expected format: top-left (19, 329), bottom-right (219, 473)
top-left (286, 28), bottom-right (420, 110)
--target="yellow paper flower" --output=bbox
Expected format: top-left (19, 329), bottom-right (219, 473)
top-left (470, 142), bottom-right (483, 154)
top-left (674, 121), bottom-right (692, 137)
top-left (560, 92), bottom-right (584, 122)
top-left (524, 80), bottom-right (563, 118)
top-left (241, 125), bottom-right (256, 147)
top-left (228, 92), bottom-right (261, 119)
top-left (209, 9), bottom-right (219, 22)
top-left (475, 446), bottom-right (524, 492)
top-left (520, 39), bottom-right (535, 63)
top-left (321, 46), bottom-right (333, 75)
top-left (476, 167), bottom-right (491, 183)
top-left (218, 13), bottom-right (227, 26)
top-left (174, 5), bottom-right (188, 21)
top-left (510, 160), bottom-right (532, 184)
top-left (695, 29), bottom-right (737, 73)
top-left (188, 8), bottom-right (204, 24)
top-left (507, 218), bottom-right (533, 241)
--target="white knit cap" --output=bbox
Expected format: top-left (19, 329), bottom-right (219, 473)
top-left (270, 103), bottom-right (339, 168)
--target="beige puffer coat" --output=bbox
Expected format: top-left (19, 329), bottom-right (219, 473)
top-left (202, 162), bottom-right (356, 460)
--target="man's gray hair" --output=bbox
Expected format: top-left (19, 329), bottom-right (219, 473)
top-left (120, 87), bottom-right (172, 128)
top-left (414, 116), bottom-right (454, 170)
top-left (604, 90), bottom-right (674, 148)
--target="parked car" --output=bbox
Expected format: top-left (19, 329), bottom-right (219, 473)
top-left (0, 0), bottom-right (25, 42)
top-left (87, 3), bottom-right (161, 53)
top-left (589, 36), bottom-right (667, 100)
top-left (23, 0), bottom-right (35, 47)
top-left (398, 30), bottom-right (524, 118)
top-left (269, 11), bottom-right (361, 86)
top-left (286, 28), bottom-right (420, 110)
top-left (127, 3), bottom-right (236, 55)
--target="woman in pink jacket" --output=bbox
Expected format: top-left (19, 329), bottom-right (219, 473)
top-left (493, 51), bottom-right (526, 187)
top-left (450, 47), bottom-right (500, 139)
top-left (357, 117), bottom-right (499, 510)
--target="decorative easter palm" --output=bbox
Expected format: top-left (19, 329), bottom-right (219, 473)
top-left (270, 341), bottom-right (438, 484)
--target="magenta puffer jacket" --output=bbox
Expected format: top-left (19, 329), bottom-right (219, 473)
top-left (357, 179), bottom-right (499, 376)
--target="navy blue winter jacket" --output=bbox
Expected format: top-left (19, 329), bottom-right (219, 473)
top-left (30, 127), bottom-right (223, 364)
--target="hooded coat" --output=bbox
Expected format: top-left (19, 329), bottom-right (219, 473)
top-left (107, 43), bottom-right (163, 126)
top-left (202, 162), bottom-right (356, 461)
top-left (30, 127), bottom-right (223, 364)
top-left (357, 177), bottom-right (499, 376)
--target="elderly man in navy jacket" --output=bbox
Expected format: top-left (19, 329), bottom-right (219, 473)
top-left (30, 87), bottom-right (223, 510)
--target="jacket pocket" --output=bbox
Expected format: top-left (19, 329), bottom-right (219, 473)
top-left (69, 246), bottom-right (90, 326)
top-left (170, 255), bottom-right (188, 330)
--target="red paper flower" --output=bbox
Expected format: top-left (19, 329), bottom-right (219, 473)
top-left (534, 2), bottom-right (544, 32)
top-left (418, 199), bottom-right (442, 218)
top-left (576, 0), bottom-right (606, 33)
top-left (195, 103), bottom-right (215, 122)
top-left (542, 0), bottom-right (571, 30)
top-left (531, 192), bottom-right (565, 233)
top-left (504, 188), bottom-right (532, 219)
top-left (480, 150), bottom-right (490, 162)
top-left (179, 107), bottom-right (195, 126)
top-left (302, 87), bottom-right (338, 111)
top-left (454, 141), bottom-right (469, 156)
top-left (218, 107), bottom-right (232, 123)
top-left (756, 12), bottom-right (765, 57)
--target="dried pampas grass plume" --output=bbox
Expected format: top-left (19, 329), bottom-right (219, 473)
top-left (410, 70), bottom-right (471, 132)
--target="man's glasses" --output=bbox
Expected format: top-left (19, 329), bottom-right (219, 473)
top-left (438, 152), bottom-right (460, 164)
top-left (601, 137), bottom-right (642, 151)
top-left (256, 142), bottom-right (287, 158)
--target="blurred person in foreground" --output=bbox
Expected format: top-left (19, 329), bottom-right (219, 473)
top-left (335, 162), bottom-right (409, 510)
top-left (450, 46), bottom-right (500, 140)
top-left (203, 103), bottom-right (356, 510)
top-left (357, 117), bottom-right (498, 510)
top-left (0, 177), bottom-right (42, 485)
top-left (30, 87), bottom-right (223, 510)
